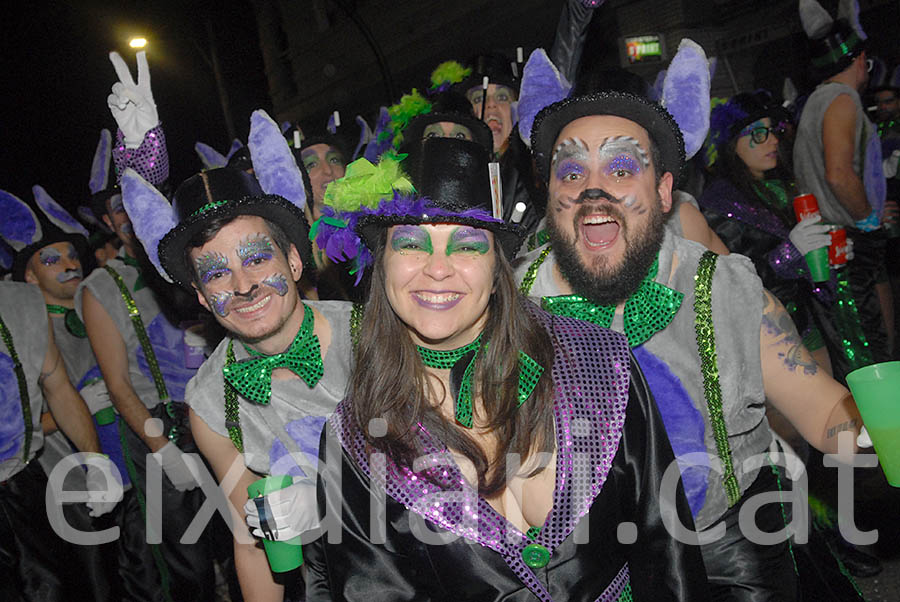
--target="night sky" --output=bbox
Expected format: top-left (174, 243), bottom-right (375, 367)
top-left (1, 1), bottom-right (270, 212)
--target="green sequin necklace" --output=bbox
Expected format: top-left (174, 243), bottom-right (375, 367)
top-left (46, 304), bottom-right (87, 338)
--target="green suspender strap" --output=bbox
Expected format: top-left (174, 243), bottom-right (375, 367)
top-left (223, 340), bottom-right (243, 453)
top-left (0, 311), bottom-right (33, 464)
top-left (693, 251), bottom-right (741, 507)
top-left (518, 246), bottom-right (553, 296)
top-left (103, 266), bottom-right (171, 407)
top-left (103, 265), bottom-right (174, 601)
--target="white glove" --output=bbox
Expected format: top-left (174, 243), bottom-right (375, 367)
top-left (789, 214), bottom-right (831, 256)
top-left (857, 425), bottom-right (873, 448)
top-left (883, 150), bottom-right (900, 180)
top-left (243, 478), bottom-right (318, 541)
top-left (107, 51), bottom-right (159, 149)
top-left (80, 379), bottom-right (111, 416)
top-left (85, 457), bottom-right (121, 517)
top-left (153, 441), bottom-right (198, 491)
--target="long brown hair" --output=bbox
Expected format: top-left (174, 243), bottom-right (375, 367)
top-left (347, 230), bottom-right (555, 496)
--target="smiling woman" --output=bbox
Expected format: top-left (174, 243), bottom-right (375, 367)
top-left (304, 137), bottom-right (709, 600)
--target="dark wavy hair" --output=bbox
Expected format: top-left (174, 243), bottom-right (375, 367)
top-left (347, 229), bottom-right (555, 496)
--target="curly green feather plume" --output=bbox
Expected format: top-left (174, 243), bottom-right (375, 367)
top-left (322, 153), bottom-right (414, 213)
top-left (387, 89), bottom-right (432, 149)
top-left (430, 61), bottom-right (471, 90)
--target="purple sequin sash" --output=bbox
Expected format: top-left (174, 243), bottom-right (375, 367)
top-left (330, 306), bottom-right (631, 600)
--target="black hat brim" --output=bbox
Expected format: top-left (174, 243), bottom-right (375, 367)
top-left (158, 195), bottom-right (313, 290)
top-left (531, 91), bottom-right (685, 185)
top-left (399, 111), bottom-right (494, 155)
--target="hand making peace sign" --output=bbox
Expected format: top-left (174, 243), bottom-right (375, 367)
top-left (107, 50), bottom-right (159, 149)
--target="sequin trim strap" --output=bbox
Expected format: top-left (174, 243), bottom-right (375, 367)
top-left (350, 302), bottom-right (364, 349)
top-left (518, 245), bottom-right (552, 296)
top-left (103, 266), bottom-right (171, 405)
top-left (0, 310), bottom-right (32, 464)
top-left (693, 251), bottom-right (740, 507)
top-left (223, 340), bottom-right (244, 453)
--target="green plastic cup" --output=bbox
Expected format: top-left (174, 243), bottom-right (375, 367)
top-left (247, 475), bottom-right (303, 572)
top-left (94, 406), bottom-right (116, 426)
top-left (804, 246), bottom-right (831, 283)
top-left (846, 361), bottom-right (900, 486)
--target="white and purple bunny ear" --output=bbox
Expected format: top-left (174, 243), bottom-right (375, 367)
top-left (121, 168), bottom-right (178, 282)
top-left (248, 109), bottom-right (308, 211)
top-left (32, 186), bottom-right (89, 238)
top-left (517, 48), bottom-right (572, 147)
top-left (89, 129), bottom-right (112, 195)
top-left (0, 189), bottom-right (42, 252)
top-left (78, 205), bottom-right (102, 227)
top-left (838, 0), bottom-right (867, 39)
top-left (195, 141), bottom-right (228, 169)
top-left (352, 114), bottom-right (373, 161)
top-left (224, 139), bottom-right (244, 162)
top-left (660, 39), bottom-right (711, 161)
top-left (799, 0), bottom-right (834, 38)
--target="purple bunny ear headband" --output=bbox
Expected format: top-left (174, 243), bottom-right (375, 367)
top-left (89, 129), bottom-right (112, 195)
top-left (32, 186), bottom-right (89, 238)
top-left (0, 189), bottom-right (43, 252)
top-left (517, 40), bottom-right (710, 160)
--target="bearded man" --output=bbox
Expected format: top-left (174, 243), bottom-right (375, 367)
top-left (515, 90), bottom-right (871, 601)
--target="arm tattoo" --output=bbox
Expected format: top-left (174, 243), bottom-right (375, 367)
top-left (761, 290), bottom-right (817, 374)
top-left (827, 419), bottom-right (859, 439)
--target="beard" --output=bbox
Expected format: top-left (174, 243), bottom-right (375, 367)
top-left (547, 195), bottom-right (666, 306)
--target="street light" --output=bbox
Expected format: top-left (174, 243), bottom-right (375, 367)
top-left (129, 37), bottom-right (148, 49)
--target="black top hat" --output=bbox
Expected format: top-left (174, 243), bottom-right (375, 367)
top-left (455, 52), bottom-right (521, 98)
top-left (810, 19), bottom-right (868, 78)
top-left (399, 91), bottom-right (494, 155)
top-left (90, 186), bottom-right (121, 223)
top-left (530, 91), bottom-right (685, 184)
top-left (157, 168), bottom-right (313, 289)
top-left (355, 138), bottom-right (523, 260)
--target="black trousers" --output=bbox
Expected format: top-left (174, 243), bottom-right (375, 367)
top-left (117, 403), bottom-right (215, 602)
top-left (0, 461), bottom-right (69, 602)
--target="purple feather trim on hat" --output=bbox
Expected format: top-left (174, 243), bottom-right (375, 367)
top-left (314, 192), bottom-right (503, 282)
top-left (365, 107), bottom-right (394, 163)
top-left (708, 101), bottom-right (749, 153)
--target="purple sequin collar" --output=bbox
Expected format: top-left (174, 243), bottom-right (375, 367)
top-left (329, 306), bottom-right (631, 600)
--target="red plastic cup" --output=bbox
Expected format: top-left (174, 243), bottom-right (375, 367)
top-left (828, 227), bottom-right (849, 267)
top-left (793, 193), bottom-right (820, 222)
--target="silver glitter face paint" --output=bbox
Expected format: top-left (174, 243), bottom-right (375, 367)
top-left (551, 137), bottom-right (589, 169)
top-left (196, 251), bottom-right (229, 285)
top-left (262, 273), bottom-right (290, 296)
top-left (39, 247), bottom-right (62, 266)
top-left (237, 234), bottom-right (275, 265)
top-left (210, 291), bottom-right (233, 317)
top-left (598, 136), bottom-right (649, 169)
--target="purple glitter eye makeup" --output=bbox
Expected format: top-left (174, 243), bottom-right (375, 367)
top-left (238, 234), bottom-right (275, 266)
top-left (390, 225), bottom-right (433, 254)
top-left (196, 251), bottom-right (229, 285)
top-left (39, 247), bottom-right (62, 266)
top-left (597, 136), bottom-right (648, 172)
top-left (555, 160), bottom-right (585, 182)
top-left (604, 154), bottom-right (641, 177)
top-left (447, 227), bottom-right (490, 255)
top-left (551, 137), bottom-right (589, 168)
top-left (262, 273), bottom-right (290, 296)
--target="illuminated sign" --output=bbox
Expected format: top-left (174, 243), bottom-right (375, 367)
top-left (623, 35), bottom-right (665, 64)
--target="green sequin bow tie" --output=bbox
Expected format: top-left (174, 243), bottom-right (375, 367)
top-left (223, 304), bottom-right (323, 404)
top-left (46, 305), bottom-right (87, 338)
top-left (120, 254), bottom-right (146, 292)
top-left (540, 257), bottom-right (684, 348)
top-left (417, 335), bottom-right (544, 428)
